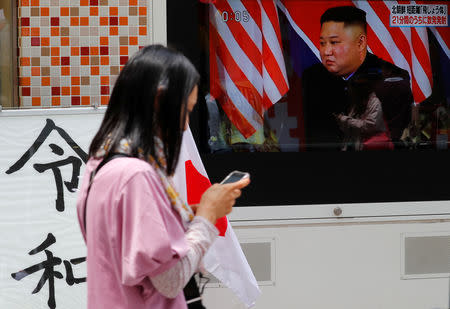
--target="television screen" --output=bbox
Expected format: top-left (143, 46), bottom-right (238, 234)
top-left (167, 0), bottom-right (450, 206)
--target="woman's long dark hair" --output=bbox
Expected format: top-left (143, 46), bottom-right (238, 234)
top-left (89, 44), bottom-right (200, 175)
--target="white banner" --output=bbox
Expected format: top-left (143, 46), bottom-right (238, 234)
top-left (0, 108), bottom-right (104, 309)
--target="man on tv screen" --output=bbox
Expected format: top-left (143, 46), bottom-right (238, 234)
top-left (302, 5), bottom-right (413, 150)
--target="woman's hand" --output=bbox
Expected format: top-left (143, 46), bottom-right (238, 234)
top-left (195, 178), bottom-right (250, 224)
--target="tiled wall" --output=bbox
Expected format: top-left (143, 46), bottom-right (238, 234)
top-left (18, 0), bottom-right (151, 107)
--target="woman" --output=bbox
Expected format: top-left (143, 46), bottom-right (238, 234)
top-left (76, 45), bottom-right (250, 309)
top-left (335, 74), bottom-right (394, 151)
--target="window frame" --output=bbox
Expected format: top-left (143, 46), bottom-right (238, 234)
top-left (0, 0), bottom-right (18, 108)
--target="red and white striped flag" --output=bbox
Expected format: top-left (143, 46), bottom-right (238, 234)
top-left (279, 0), bottom-right (435, 104)
top-left (171, 127), bottom-right (261, 308)
top-left (209, 0), bottom-right (289, 138)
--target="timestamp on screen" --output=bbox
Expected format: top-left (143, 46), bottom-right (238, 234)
top-left (221, 10), bottom-right (250, 22)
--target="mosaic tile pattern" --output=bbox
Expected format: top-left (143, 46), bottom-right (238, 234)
top-left (18, 0), bottom-right (151, 107)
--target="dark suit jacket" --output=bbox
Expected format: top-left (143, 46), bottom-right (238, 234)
top-left (302, 53), bottom-right (413, 150)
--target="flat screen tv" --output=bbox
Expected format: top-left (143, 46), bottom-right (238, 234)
top-left (167, 0), bottom-right (450, 206)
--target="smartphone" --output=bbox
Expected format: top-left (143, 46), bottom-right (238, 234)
top-left (220, 170), bottom-right (250, 184)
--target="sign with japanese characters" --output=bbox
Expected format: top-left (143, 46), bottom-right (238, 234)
top-left (390, 3), bottom-right (448, 26)
top-left (0, 108), bottom-right (105, 309)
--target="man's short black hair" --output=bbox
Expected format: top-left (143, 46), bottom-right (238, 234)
top-left (320, 6), bottom-right (367, 33)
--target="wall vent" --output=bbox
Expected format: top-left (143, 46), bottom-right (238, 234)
top-left (402, 233), bottom-right (450, 279)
